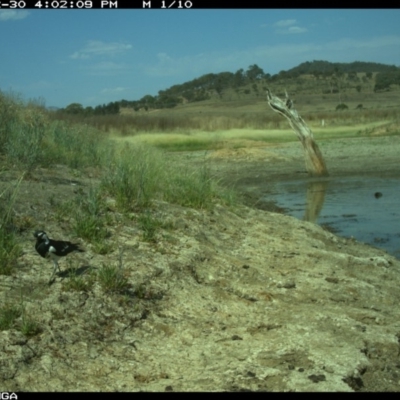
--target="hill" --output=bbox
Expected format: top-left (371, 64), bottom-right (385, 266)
top-left (58, 60), bottom-right (400, 117)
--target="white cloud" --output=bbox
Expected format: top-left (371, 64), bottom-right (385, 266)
top-left (287, 26), bottom-right (308, 34)
top-left (274, 25), bottom-right (308, 35)
top-left (70, 40), bottom-right (132, 59)
top-left (274, 19), bottom-right (297, 27)
top-left (262, 19), bottom-right (307, 34)
top-left (0, 10), bottom-right (30, 21)
top-left (273, 19), bottom-right (307, 34)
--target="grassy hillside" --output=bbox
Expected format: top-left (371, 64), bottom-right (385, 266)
top-left (56, 60), bottom-right (400, 119)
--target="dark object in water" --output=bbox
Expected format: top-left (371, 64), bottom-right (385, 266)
top-left (374, 192), bottom-right (383, 199)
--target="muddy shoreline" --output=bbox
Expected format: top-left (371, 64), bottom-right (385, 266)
top-left (209, 134), bottom-right (400, 179)
top-left (198, 135), bottom-right (400, 210)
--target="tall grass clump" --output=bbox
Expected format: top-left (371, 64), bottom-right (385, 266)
top-left (138, 210), bottom-right (162, 242)
top-left (6, 107), bottom-right (46, 171)
top-left (97, 264), bottom-right (129, 293)
top-left (1, 91), bottom-right (107, 172)
top-left (0, 91), bottom-right (47, 171)
top-left (0, 90), bottom-right (20, 154)
top-left (0, 175), bottom-right (23, 275)
top-left (101, 143), bottom-right (165, 211)
top-left (54, 186), bottom-right (111, 253)
top-left (45, 120), bottom-right (107, 168)
top-left (72, 186), bottom-right (108, 243)
top-left (102, 142), bottom-right (236, 211)
top-left (165, 163), bottom-right (235, 209)
top-left (0, 303), bottom-right (21, 331)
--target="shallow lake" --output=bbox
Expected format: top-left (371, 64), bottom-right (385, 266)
top-left (265, 176), bottom-right (400, 259)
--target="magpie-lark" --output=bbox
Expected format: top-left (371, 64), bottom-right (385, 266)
top-left (34, 230), bottom-right (84, 282)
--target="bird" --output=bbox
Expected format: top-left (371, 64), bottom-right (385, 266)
top-left (34, 230), bottom-right (84, 283)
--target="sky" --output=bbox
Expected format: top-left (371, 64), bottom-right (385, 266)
top-left (1, 8), bottom-right (400, 108)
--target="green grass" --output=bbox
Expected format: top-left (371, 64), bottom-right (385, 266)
top-left (151, 138), bottom-right (221, 152)
top-left (110, 119), bottom-right (400, 152)
top-left (1, 90), bottom-right (110, 171)
top-left (0, 301), bottom-right (41, 337)
top-left (53, 198), bottom-right (112, 255)
top-left (54, 186), bottom-right (109, 249)
top-left (20, 313), bottom-right (41, 337)
top-left (164, 163), bottom-right (218, 209)
top-left (101, 143), bottom-right (165, 211)
top-left (63, 269), bottom-right (94, 292)
top-left (97, 264), bottom-right (130, 294)
top-left (138, 210), bottom-right (162, 242)
top-left (110, 129), bottom-right (296, 152)
top-left (0, 175), bottom-right (24, 275)
top-left (73, 187), bottom-right (108, 243)
top-left (73, 213), bottom-right (107, 242)
top-left (0, 232), bottom-right (20, 275)
top-left (0, 304), bottom-right (21, 330)
top-left (92, 241), bottom-right (114, 255)
top-left (6, 108), bottom-right (46, 171)
top-left (102, 139), bottom-right (236, 210)
top-left (45, 120), bottom-right (107, 169)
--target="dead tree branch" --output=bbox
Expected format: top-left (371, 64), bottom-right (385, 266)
top-left (266, 89), bottom-right (328, 177)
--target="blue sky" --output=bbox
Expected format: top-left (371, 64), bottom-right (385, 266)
top-left (1, 9), bottom-right (400, 108)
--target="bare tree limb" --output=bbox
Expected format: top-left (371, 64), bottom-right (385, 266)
top-left (266, 89), bottom-right (329, 177)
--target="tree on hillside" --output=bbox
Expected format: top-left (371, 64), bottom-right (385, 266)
top-left (246, 64), bottom-right (265, 81)
top-left (277, 70), bottom-right (289, 81)
top-left (233, 68), bottom-right (246, 87)
top-left (347, 71), bottom-right (359, 81)
top-left (84, 106), bottom-right (94, 116)
top-left (374, 71), bottom-right (400, 92)
top-left (140, 95), bottom-right (156, 108)
top-left (65, 103), bottom-right (84, 115)
top-left (264, 73), bottom-right (271, 81)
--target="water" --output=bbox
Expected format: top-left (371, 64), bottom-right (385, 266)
top-left (265, 177), bottom-right (400, 259)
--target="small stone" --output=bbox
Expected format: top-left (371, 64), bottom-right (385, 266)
top-left (308, 374), bottom-right (326, 383)
top-left (325, 277), bottom-right (339, 284)
top-left (278, 281), bottom-right (296, 289)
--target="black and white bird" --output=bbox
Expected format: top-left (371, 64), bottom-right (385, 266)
top-left (34, 230), bottom-right (84, 282)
